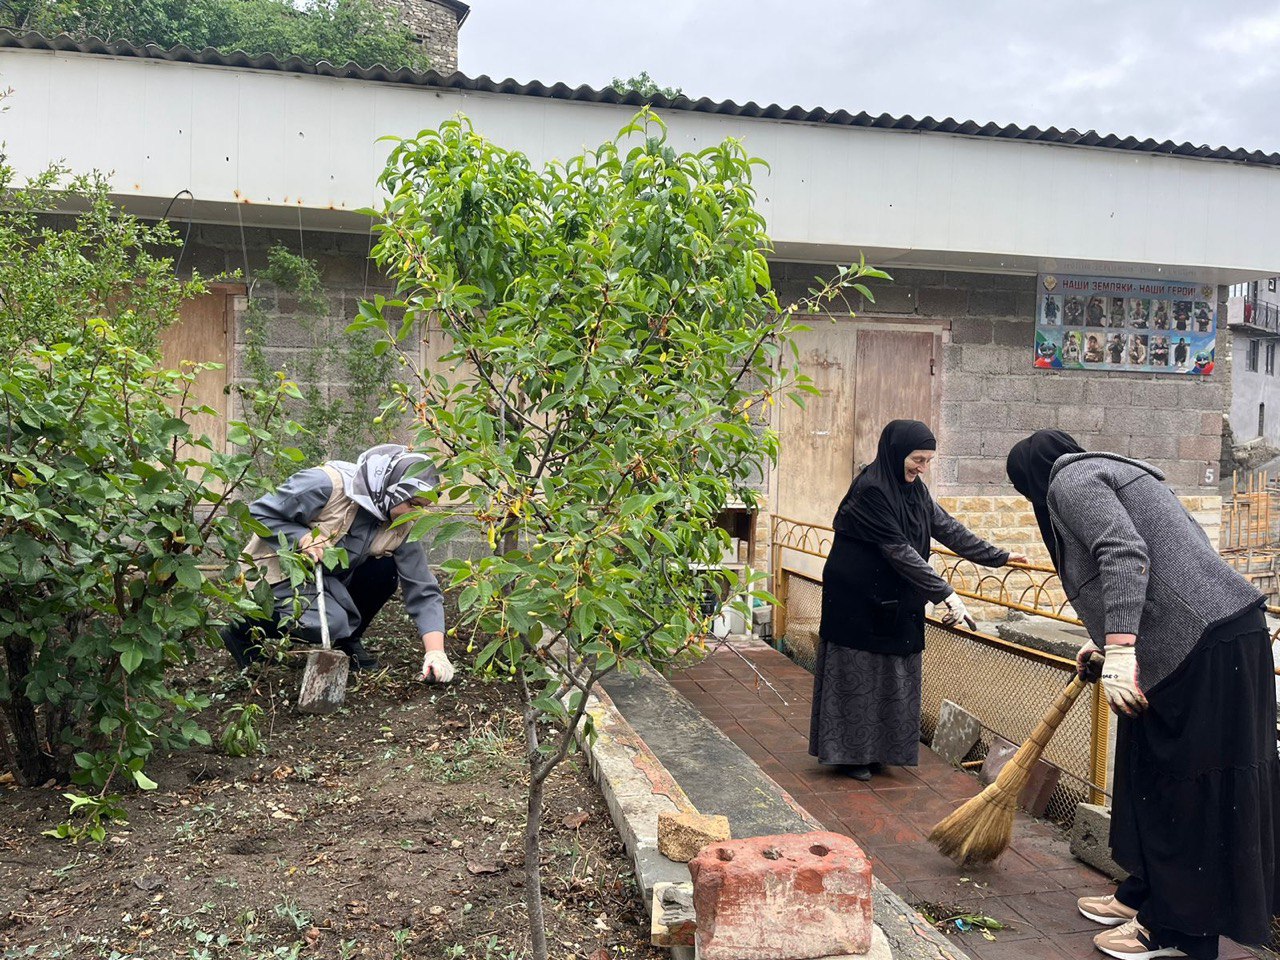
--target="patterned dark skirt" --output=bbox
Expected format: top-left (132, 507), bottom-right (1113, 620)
top-left (807, 640), bottom-right (922, 767)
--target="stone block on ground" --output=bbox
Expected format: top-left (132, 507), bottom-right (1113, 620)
top-left (659, 810), bottom-right (731, 863)
top-left (979, 735), bottom-right (1062, 817)
top-left (651, 881), bottom-right (696, 947)
top-left (931, 699), bottom-right (982, 766)
top-left (690, 831), bottom-right (873, 960)
top-left (1071, 802), bottom-right (1128, 881)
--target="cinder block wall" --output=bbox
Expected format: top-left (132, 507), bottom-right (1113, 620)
top-left (768, 264), bottom-right (1227, 571)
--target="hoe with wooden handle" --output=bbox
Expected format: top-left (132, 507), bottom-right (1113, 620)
top-left (297, 565), bottom-right (349, 714)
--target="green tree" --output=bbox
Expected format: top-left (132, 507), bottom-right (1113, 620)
top-left (611, 70), bottom-right (683, 101)
top-left (1, 0), bottom-right (429, 70)
top-left (352, 111), bottom-right (885, 959)
top-left (0, 161), bottom-right (300, 811)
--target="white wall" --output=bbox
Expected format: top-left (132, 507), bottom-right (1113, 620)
top-left (1230, 331), bottom-right (1280, 446)
top-left (5, 47), bottom-right (1280, 281)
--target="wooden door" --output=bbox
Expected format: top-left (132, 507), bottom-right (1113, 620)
top-left (850, 329), bottom-right (936, 473)
top-left (160, 290), bottom-right (232, 456)
top-left (776, 324), bottom-right (936, 529)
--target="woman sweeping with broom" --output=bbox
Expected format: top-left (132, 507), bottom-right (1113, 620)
top-left (810, 420), bottom-right (1027, 780)
top-left (1004, 430), bottom-right (1280, 960)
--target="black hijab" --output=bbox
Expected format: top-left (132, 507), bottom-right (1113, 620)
top-left (833, 419), bottom-right (937, 557)
top-left (1005, 430), bottom-right (1085, 570)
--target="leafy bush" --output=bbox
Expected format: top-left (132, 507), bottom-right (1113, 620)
top-left (0, 162), bottom-right (299, 801)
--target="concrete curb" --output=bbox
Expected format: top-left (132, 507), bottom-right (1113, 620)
top-left (578, 683), bottom-right (696, 908)
top-left (576, 669), bottom-right (973, 960)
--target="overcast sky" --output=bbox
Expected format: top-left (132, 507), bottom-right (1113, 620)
top-left (460, 0), bottom-right (1280, 154)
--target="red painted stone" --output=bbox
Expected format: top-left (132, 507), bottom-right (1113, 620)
top-left (688, 831), bottom-right (873, 960)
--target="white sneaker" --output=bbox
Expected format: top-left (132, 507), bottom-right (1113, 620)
top-left (1093, 919), bottom-right (1188, 959)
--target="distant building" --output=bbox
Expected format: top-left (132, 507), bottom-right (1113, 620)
top-left (1228, 279), bottom-right (1280, 446)
top-left (372, 0), bottom-right (469, 73)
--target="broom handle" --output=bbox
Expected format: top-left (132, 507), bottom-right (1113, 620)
top-left (1011, 677), bottom-right (1084, 768)
top-left (1006, 663), bottom-right (1097, 776)
top-left (315, 564), bottom-right (332, 652)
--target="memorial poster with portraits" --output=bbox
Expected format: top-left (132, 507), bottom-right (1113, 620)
top-left (1033, 274), bottom-right (1216, 375)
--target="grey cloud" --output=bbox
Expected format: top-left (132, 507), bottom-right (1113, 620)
top-left (460, 0), bottom-right (1280, 152)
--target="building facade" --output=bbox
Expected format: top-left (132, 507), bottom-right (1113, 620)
top-left (2, 31), bottom-right (1275, 568)
top-left (372, 0), bottom-right (468, 73)
top-left (1228, 279), bottom-right (1280, 449)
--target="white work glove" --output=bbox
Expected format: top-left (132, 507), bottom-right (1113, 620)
top-left (1076, 639), bottom-right (1103, 682)
top-left (1099, 645), bottom-right (1146, 716)
top-left (420, 650), bottom-right (455, 684)
top-left (937, 593), bottom-right (976, 631)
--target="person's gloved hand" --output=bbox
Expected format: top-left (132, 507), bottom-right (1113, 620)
top-left (1100, 644), bottom-right (1146, 716)
top-left (420, 649), bottom-right (455, 684)
top-left (937, 593), bottom-right (976, 631)
top-left (1076, 639), bottom-right (1103, 682)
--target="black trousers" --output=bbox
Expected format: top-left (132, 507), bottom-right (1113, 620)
top-left (1115, 876), bottom-right (1217, 959)
top-left (221, 556), bottom-right (398, 667)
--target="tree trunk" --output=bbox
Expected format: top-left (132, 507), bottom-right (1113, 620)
top-left (524, 764), bottom-right (549, 960)
top-left (3, 637), bottom-right (54, 785)
top-left (519, 669), bottom-right (549, 960)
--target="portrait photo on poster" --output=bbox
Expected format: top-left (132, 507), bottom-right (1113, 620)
top-left (1033, 274), bottom-right (1215, 376)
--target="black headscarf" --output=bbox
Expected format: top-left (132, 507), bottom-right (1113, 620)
top-left (833, 419), bottom-right (937, 557)
top-left (1005, 430), bottom-right (1085, 570)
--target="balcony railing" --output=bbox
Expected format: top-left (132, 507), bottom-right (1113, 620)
top-left (1230, 295), bottom-right (1280, 335)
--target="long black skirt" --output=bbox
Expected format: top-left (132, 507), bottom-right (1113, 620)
top-left (1110, 603), bottom-right (1280, 947)
top-left (807, 641), bottom-right (922, 767)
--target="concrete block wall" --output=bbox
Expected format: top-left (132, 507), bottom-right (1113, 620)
top-left (186, 224), bottom-right (491, 563)
top-left (776, 265), bottom-right (1227, 499)
top-left (767, 263), bottom-right (1228, 571)
top-left (934, 493), bottom-right (1222, 573)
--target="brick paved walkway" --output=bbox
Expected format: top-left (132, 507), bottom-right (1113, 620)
top-left (671, 642), bottom-right (1255, 960)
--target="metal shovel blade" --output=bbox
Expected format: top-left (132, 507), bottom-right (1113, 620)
top-left (297, 648), bottom-right (349, 714)
top-left (296, 564), bottom-right (349, 714)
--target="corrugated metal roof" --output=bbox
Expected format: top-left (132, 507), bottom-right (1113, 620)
top-left (4, 28), bottom-right (1279, 168)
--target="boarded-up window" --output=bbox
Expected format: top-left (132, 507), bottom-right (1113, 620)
top-left (159, 288), bottom-right (234, 457)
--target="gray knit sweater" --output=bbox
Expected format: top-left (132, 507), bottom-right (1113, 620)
top-left (1047, 453), bottom-right (1262, 692)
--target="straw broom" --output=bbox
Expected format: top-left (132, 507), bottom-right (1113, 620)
top-left (928, 655), bottom-right (1101, 866)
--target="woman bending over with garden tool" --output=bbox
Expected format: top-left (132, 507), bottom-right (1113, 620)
top-left (1007, 430), bottom-right (1280, 960)
top-left (222, 444), bottom-right (452, 683)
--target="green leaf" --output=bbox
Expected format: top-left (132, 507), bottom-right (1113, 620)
top-left (120, 646), bottom-right (144, 675)
top-left (131, 770), bottom-right (159, 791)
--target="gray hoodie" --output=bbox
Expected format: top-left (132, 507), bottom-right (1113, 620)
top-left (1047, 452), bottom-right (1262, 692)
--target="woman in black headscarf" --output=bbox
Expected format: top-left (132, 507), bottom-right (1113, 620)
top-left (809, 420), bottom-right (1026, 781)
top-left (1007, 430), bottom-right (1278, 960)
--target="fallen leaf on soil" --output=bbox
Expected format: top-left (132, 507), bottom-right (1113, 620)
top-left (428, 905), bottom-right (445, 916)
top-left (465, 860), bottom-right (502, 875)
top-left (562, 811), bottom-right (589, 829)
top-left (0, 772), bottom-right (14, 785)
top-left (271, 766), bottom-right (293, 780)
top-left (588, 950), bottom-right (609, 960)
